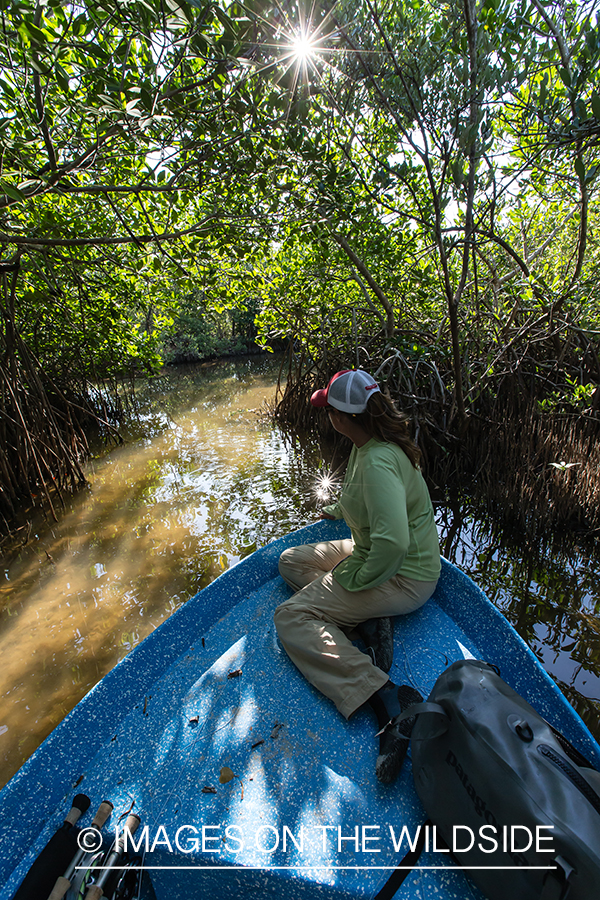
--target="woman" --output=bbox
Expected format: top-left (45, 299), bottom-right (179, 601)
top-left (274, 369), bottom-right (441, 784)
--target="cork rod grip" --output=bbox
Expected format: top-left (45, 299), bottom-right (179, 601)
top-left (91, 801), bottom-right (113, 829)
top-left (82, 886), bottom-right (103, 900)
top-left (47, 876), bottom-right (71, 900)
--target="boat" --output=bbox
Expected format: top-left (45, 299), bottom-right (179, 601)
top-left (1, 519), bottom-right (599, 900)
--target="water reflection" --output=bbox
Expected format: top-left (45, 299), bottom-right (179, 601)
top-left (1, 357), bottom-right (599, 789)
top-left (0, 358), bottom-right (324, 787)
top-left (436, 501), bottom-right (600, 739)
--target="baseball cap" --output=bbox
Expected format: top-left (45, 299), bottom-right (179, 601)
top-left (310, 370), bottom-right (380, 414)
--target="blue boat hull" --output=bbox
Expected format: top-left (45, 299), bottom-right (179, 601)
top-left (1, 520), bottom-right (599, 899)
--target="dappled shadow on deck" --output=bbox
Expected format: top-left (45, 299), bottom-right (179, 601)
top-left (64, 574), bottom-right (482, 900)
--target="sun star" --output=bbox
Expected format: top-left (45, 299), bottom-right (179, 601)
top-left (315, 473), bottom-right (334, 500)
top-left (291, 31), bottom-right (315, 61)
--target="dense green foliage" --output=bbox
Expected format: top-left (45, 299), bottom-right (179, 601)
top-left (249, 0), bottom-right (600, 419)
top-left (1, 0), bottom-right (599, 527)
top-left (164, 290), bottom-right (260, 362)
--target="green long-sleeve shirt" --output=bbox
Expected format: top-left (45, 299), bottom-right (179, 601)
top-left (322, 438), bottom-right (441, 591)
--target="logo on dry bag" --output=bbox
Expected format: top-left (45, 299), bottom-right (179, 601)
top-left (445, 750), bottom-right (498, 826)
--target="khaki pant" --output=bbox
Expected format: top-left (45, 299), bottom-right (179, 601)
top-left (274, 539), bottom-right (438, 719)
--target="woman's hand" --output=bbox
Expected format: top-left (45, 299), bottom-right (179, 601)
top-left (320, 511), bottom-right (336, 520)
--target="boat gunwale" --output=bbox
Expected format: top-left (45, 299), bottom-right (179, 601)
top-left (1, 519), bottom-right (599, 893)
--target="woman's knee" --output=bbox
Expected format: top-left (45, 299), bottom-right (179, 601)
top-left (278, 543), bottom-right (328, 591)
top-left (278, 546), bottom-right (296, 577)
top-left (273, 599), bottom-right (301, 639)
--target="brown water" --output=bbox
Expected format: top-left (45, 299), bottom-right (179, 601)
top-left (1, 356), bottom-right (599, 788)
top-left (0, 358), bottom-right (323, 786)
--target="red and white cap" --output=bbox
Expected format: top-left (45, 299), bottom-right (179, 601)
top-left (310, 369), bottom-right (380, 414)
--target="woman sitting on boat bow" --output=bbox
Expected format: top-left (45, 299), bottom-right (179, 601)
top-left (274, 369), bottom-right (441, 784)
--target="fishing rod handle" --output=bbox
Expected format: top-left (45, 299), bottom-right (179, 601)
top-left (83, 814), bottom-right (140, 900)
top-left (64, 794), bottom-right (91, 827)
top-left (84, 885), bottom-right (104, 900)
top-left (47, 876), bottom-right (70, 900)
top-left (47, 801), bottom-right (114, 900)
top-left (44, 797), bottom-right (92, 900)
top-left (113, 813), bottom-right (141, 856)
top-left (91, 801), bottom-right (114, 829)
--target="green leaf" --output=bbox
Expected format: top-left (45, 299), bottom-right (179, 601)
top-left (451, 158), bottom-right (464, 187)
top-left (574, 157), bottom-right (585, 181)
top-left (165, 0), bottom-right (190, 24)
top-left (592, 91), bottom-right (600, 120)
top-left (85, 44), bottom-right (111, 63)
top-left (0, 180), bottom-right (25, 202)
top-left (20, 20), bottom-right (48, 46)
top-left (558, 67), bottom-right (572, 87)
top-left (213, 6), bottom-right (235, 33)
top-left (54, 63), bottom-right (70, 92)
top-left (585, 164), bottom-right (599, 184)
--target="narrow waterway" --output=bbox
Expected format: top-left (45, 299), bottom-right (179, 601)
top-left (1, 356), bottom-right (599, 788)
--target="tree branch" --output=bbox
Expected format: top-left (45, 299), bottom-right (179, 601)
top-left (332, 232), bottom-right (395, 338)
top-left (0, 217), bottom-right (219, 248)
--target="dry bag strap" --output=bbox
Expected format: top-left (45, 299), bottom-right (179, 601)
top-left (389, 702), bottom-right (449, 740)
top-left (541, 856), bottom-right (575, 900)
top-left (373, 820), bottom-right (431, 900)
top-left (393, 701), bottom-right (447, 726)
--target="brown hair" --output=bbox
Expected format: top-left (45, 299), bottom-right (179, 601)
top-left (352, 392), bottom-right (421, 468)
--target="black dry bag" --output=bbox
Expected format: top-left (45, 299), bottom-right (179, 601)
top-left (410, 659), bottom-right (600, 900)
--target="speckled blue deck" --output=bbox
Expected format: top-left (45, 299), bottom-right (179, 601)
top-left (1, 521), bottom-right (599, 900)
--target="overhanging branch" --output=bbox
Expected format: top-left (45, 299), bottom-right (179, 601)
top-left (0, 218), bottom-right (219, 249)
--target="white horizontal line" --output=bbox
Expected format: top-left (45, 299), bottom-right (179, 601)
top-left (77, 865), bottom-right (558, 871)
